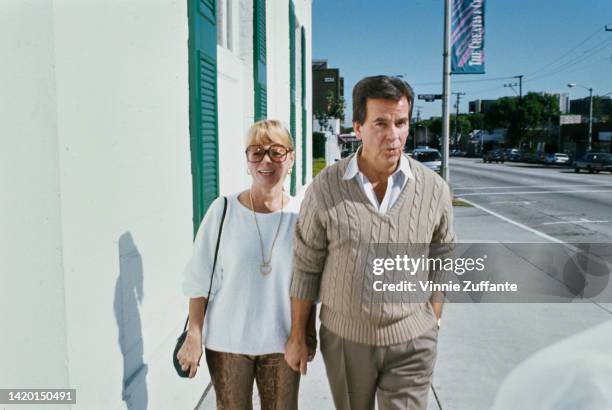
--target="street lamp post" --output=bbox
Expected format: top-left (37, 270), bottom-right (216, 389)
top-left (568, 83), bottom-right (594, 152)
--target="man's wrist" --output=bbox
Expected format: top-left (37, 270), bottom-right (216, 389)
top-left (289, 328), bottom-right (308, 343)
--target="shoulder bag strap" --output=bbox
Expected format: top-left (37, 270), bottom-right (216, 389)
top-left (182, 196), bottom-right (228, 332)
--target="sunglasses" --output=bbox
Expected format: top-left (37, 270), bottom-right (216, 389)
top-left (245, 144), bottom-right (292, 163)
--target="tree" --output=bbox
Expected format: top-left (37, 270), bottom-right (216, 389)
top-left (485, 93), bottom-right (560, 147)
top-left (325, 90), bottom-right (346, 121)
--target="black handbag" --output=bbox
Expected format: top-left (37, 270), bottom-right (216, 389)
top-left (173, 196), bottom-right (228, 378)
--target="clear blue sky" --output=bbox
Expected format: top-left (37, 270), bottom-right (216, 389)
top-left (312, 0), bottom-right (612, 122)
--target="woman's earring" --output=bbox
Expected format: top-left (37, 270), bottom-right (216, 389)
top-left (247, 169), bottom-right (251, 175)
top-left (287, 169), bottom-right (292, 175)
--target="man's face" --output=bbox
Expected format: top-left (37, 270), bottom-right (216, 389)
top-left (354, 97), bottom-right (410, 169)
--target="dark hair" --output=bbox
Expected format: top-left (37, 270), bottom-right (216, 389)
top-left (352, 75), bottom-right (415, 125)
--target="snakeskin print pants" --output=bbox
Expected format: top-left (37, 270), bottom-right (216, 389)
top-left (205, 348), bottom-right (300, 410)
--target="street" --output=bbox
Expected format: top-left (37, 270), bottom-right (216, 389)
top-left (450, 157), bottom-right (612, 243)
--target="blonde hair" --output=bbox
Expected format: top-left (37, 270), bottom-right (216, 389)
top-left (245, 119), bottom-right (294, 150)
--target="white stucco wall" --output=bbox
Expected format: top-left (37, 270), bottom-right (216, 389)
top-left (0, 1), bottom-right (70, 403)
top-left (52, 1), bottom-right (202, 408)
top-left (2, 1), bottom-right (206, 409)
top-left (267, 0), bottom-right (312, 191)
top-left (218, 46), bottom-right (250, 194)
top-left (295, 0), bottom-right (313, 185)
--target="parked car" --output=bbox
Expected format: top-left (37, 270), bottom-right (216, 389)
top-left (508, 148), bottom-right (521, 162)
top-left (544, 153), bottom-right (571, 166)
top-left (412, 148), bottom-right (441, 173)
top-left (483, 149), bottom-right (506, 163)
top-left (520, 151), bottom-right (535, 163)
top-left (451, 150), bottom-right (467, 157)
top-left (574, 153), bottom-right (612, 173)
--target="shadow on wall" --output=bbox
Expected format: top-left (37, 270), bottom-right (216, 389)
top-left (114, 232), bottom-right (149, 410)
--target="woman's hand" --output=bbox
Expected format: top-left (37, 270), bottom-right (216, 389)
top-left (176, 331), bottom-right (203, 378)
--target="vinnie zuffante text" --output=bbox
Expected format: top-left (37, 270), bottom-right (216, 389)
top-left (371, 255), bottom-right (518, 293)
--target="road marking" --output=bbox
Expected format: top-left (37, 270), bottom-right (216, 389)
top-left (489, 201), bottom-right (533, 205)
top-left (541, 219), bottom-right (609, 226)
top-left (454, 183), bottom-right (612, 191)
top-left (456, 189), bottom-right (612, 197)
top-left (457, 198), bottom-right (564, 244)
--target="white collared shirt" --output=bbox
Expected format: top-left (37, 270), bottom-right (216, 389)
top-left (342, 149), bottom-right (415, 214)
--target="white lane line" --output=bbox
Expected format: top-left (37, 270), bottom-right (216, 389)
top-left (458, 198), bottom-right (564, 244)
top-left (489, 201), bottom-right (533, 205)
top-left (456, 189), bottom-right (612, 197)
top-left (541, 219), bottom-right (609, 226)
top-left (454, 183), bottom-right (612, 191)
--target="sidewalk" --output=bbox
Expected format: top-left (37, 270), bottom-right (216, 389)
top-left (198, 204), bottom-right (612, 410)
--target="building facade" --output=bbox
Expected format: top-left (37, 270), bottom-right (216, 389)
top-left (1, 0), bottom-right (312, 409)
top-left (468, 99), bottom-right (495, 114)
top-left (570, 96), bottom-right (612, 122)
top-left (312, 59), bottom-right (344, 118)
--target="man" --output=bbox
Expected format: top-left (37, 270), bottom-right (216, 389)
top-left (285, 75), bottom-right (455, 410)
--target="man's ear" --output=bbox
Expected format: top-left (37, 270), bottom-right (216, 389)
top-left (353, 122), bottom-right (363, 141)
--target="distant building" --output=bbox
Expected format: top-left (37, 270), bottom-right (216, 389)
top-left (554, 93), bottom-right (570, 114)
top-left (312, 59), bottom-right (344, 118)
top-left (469, 99), bottom-right (495, 114)
top-left (539, 92), bottom-right (570, 114)
top-left (570, 96), bottom-right (612, 121)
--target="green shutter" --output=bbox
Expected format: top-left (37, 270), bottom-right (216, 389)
top-left (289, 1), bottom-right (297, 195)
top-left (254, 0), bottom-right (267, 120)
top-left (301, 27), bottom-right (307, 185)
top-left (188, 0), bottom-right (219, 236)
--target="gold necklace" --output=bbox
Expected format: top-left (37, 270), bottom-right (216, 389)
top-left (249, 190), bottom-right (285, 276)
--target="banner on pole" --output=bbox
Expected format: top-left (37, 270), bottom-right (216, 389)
top-left (451, 0), bottom-right (485, 74)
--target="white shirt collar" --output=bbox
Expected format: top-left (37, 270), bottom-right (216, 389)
top-left (342, 147), bottom-right (414, 182)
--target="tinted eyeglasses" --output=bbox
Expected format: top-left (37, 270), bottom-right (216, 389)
top-left (245, 144), bottom-right (292, 163)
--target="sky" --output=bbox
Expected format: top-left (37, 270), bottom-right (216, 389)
top-left (312, 0), bottom-right (612, 122)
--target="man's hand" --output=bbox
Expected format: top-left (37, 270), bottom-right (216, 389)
top-left (431, 300), bottom-right (443, 320)
top-left (285, 333), bottom-right (309, 375)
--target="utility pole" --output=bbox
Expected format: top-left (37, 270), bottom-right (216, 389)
top-left (504, 82), bottom-right (519, 95)
top-left (415, 105), bottom-right (423, 149)
top-left (588, 87), bottom-right (594, 152)
top-left (441, 0), bottom-right (452, 182)
top-left (515, 75), bottom-right (523, 100)
top-left (568, 83), bottom-right (594, 152)
top-left (452, 92), bottom-right (465, 149)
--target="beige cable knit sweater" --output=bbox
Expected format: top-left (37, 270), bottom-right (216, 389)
top-left (290, 154), bottom-right (456, 346)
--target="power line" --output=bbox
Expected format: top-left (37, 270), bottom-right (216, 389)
top-left (525, 37), bottom-right (612, 83)
top-left (525, 26), bottom-right (604, 78)
top-left (411, 75), bottom-right (514, 87)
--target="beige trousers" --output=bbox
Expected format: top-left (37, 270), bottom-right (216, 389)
top-left (205, 349), bottom-right (300, 410)
top-left (320, 325), bottom-right (438, 410)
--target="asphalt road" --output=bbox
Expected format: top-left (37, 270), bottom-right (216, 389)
top-left (450, 157), bottom-right (612, 243)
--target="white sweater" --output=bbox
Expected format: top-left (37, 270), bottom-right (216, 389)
top-left (182, 192), bottom-right (300, 355)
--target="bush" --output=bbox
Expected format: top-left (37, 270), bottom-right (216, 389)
top-left (312, 132), bottom-right (326, 158)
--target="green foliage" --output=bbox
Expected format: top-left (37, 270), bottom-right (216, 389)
top-left (312, 158), bottom-right (326, 177)
top-left (312, 132), bottom-right (326, 158)
top-left (485, 92), bottom-right (560, 146)
top-left (325, 90), bottom-right (346, 121)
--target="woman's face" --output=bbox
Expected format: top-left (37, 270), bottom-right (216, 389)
top-left (245, 143), bottom-right (295, 189)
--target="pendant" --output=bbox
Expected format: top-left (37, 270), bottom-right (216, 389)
top-left (260, 262), bottom-right (272, 276)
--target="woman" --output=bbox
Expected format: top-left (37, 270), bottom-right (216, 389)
top-left (177, 120), bottom-right (315, 409)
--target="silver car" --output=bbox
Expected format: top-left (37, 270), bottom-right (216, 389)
top-left (412, 148), bottom-right (441, 173)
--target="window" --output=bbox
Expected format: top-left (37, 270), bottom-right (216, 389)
top-left (216, 0), bottom-right (233, 51)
